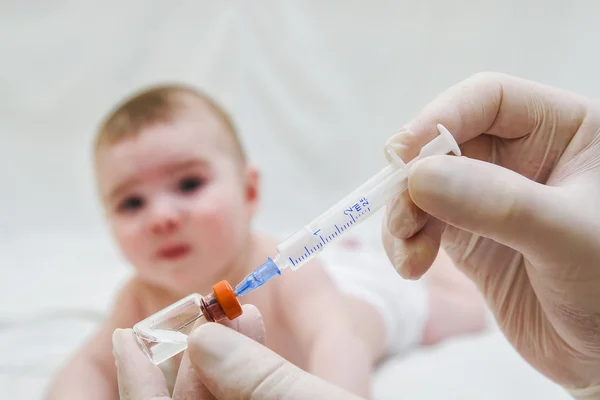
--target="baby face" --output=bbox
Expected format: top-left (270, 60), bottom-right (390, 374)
top-left (95, 106), bottom-right (258, 295)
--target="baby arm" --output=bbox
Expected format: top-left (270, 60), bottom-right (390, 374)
top-left (45, 280), bottom-right (143, 400)
top-left (277, 261), bottom-right (386, 398)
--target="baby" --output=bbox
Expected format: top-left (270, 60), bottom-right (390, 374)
top-left (46, 84), bottom-right (486, 399)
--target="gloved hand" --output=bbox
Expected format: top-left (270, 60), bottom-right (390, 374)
top-left (382, 72), bottom-right (600, 398)
top-left (112, 304), bottom-right (361, 400)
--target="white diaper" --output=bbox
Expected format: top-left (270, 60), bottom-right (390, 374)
top-left (319, 242), bottom-right (429, 356)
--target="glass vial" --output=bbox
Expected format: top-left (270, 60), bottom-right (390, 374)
top-left (133, 280), bottom-right (242, 365)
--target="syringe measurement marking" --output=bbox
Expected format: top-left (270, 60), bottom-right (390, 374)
top-left (288, 205), bottom-right (372, 267)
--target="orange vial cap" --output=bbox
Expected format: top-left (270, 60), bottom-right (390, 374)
top-left (212, 280), bottom-right (243, 320)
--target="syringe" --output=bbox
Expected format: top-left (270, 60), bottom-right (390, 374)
top-left (235, 124), bottom-right (461, 297)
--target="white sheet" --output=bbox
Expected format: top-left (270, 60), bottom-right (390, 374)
top-left (1, 2), bottom-right (596, 398)
top-left (373, 331), bottom-right (571, 400)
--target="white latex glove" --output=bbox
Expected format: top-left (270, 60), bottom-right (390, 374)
top-left (382, 72), bottom-right (600, 399)
top-left (112, 304), bottom-right (361, 400)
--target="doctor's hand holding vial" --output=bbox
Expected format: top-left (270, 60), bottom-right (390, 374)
top-left (112, 305), bottom-right (363, 400)
top-left (113, 72), bottom-right (600, 400)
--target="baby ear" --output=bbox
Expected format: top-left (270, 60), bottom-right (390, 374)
top-left (243, 164), bottom-right (261, 216)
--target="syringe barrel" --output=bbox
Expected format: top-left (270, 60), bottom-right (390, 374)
top-left (276, 164), bottom-right (408, 270)
top-left (276, 124), bottom-right (460, 272)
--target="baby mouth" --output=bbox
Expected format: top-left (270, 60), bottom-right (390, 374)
top-left (157, 244), bottom-right (191, 260)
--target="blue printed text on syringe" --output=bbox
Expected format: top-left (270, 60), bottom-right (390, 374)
top-left (287, 197), bottom-right (372, 267)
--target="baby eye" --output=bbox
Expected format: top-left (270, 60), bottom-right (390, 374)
top-left (118, 195), bottom-right (144, 212)
top-left (178, 177), bottom-right (204, 193)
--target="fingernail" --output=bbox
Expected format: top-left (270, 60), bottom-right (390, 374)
top-left (386, 125), bottom-right (421, 164)
top-left (394, 126), bottom-right (413, 137)
top-left (408, 269), bottom-right (422, 280)
top-left (385, 145), bottom-right (406, 167)
top-left (393, 237), bottom-right (424, 280)
top-left (384, 198), bottom-right (397, 231)
top-left (393, 239), bottom-right (412, 280)
top-left (112, 328), bottom-right (125, 357)
top-left (385, 126), bottom-right (412, 152)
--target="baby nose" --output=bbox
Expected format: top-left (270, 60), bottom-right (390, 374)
top-left (148, 201), bottom-right (181, 235)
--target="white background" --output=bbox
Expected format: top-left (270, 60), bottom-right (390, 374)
top-left (0, 1), bottom-right (594, 398)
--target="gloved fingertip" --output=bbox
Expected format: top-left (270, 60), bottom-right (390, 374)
top-left (187, 321), bottom-right (219, 345)
top-left (218, 304), bottom-right (266, 345)
top-left (189, 322), bottom-right (243, 353)
top-left (406, 156), bottom-right (454, 207)
top-left (387, 125), bottom-right (413, 143)
top-left (384, 198), bottom-right (400, 236)
top-left (386, 192), bottom-right (429, 240)
top-left (385, 126), bottom-right (417, 162)
top-left (399, 260), bottom-right (428, 281)
top-left (397, 262), bottom-right (423, 281)
top-left (393, 219), bottom-right (442, 281)
top-left (392, 239), bottom-right (412, 279)
top-left (112, 328), bottom-right (130, 358)
top-left (239, 303), bottom-right (262, 320)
